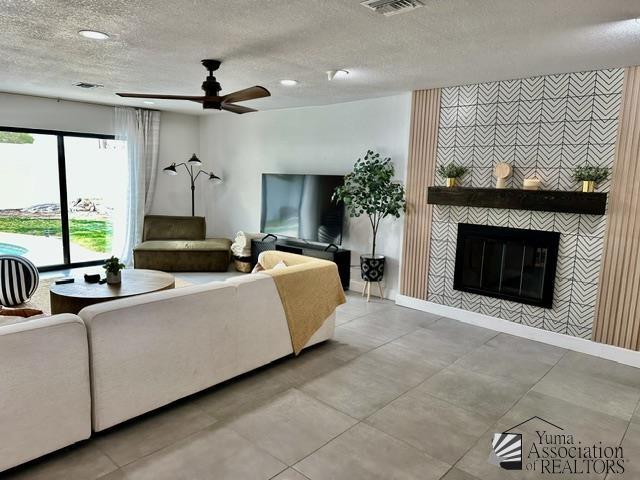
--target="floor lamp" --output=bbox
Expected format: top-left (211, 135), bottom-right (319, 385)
top-left (163, 154), bottom-right (222, 216)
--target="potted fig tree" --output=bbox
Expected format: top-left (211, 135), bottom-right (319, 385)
top-left (103, 256), bottom-right (126, 285)
top-left (333, 150), bottom-right (406, 286)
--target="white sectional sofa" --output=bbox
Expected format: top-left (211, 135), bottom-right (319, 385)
top-left (0, 315), bottom-right (91, 472)
top-left (79, 272), bottom-right (335, 431)
top-left (0, 262), bottom-right (337, 472)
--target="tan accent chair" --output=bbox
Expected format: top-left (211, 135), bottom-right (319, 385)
top-left (133, 215), bottom-right (231, 272)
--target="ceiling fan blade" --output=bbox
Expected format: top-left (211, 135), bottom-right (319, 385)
top-left (221, 86), bottom-right (270, 104)
top-left (221, 103), bottom-right (258, 114)
top-left (116, 93), bottom-right (207, 102)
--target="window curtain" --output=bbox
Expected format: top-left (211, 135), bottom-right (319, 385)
top-left (114, 107), bottom-right (161, 266)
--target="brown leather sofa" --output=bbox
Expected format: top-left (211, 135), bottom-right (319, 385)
top-left (133, 215), bottom-right (231, 272)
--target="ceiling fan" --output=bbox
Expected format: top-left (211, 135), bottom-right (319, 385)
top-left (116, 59), bottom-right (270, 113)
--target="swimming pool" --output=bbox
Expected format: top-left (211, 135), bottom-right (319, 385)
top-left (0, 242), bottom-right (28, 256)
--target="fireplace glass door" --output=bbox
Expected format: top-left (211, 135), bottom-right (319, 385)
top-left (454, 223), bottom-right (560, 308)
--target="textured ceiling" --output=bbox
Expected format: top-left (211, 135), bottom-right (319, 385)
top-left (1, 0), bottom-right (639, 114)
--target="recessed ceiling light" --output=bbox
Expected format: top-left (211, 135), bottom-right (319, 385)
top-left (78, 30), bottom-right (110, 40)
top-left (143, 100), bottom-right (155, 105)
top-left (280, 79), bottom-right (298, 86)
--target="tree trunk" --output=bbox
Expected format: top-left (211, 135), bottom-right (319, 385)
top-left (372, 229), bottom-right (376, 257)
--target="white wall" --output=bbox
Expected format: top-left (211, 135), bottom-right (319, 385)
top-left (198, 94), bottom-right (412, 298)
top-left (0, 93), bottom-right (115, 135)
top-left (0, 93), bottom-right (200, 216)
top-left (149, 112), bottom-right (201, 216)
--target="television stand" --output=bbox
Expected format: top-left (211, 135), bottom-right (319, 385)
top-left (275, 240), bottom-right (351, 290)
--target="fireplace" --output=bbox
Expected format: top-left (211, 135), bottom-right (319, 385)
top-left (453, 223), bottom-right (560, 308)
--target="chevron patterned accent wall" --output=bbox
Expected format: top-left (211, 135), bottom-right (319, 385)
top-left (427, 68), bottom-right (624, 339)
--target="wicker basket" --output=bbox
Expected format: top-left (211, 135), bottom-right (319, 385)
top-left (233, 256), bottom-right (252, 273)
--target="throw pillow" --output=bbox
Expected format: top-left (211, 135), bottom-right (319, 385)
top-left (273, 260), bottom-right (288, 270)
top-left (251, 262), bottom-right (265, 274)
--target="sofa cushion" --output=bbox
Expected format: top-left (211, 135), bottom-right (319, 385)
top-left (133, 239), bottom-right (232, 272)
top-left (0, 313), bottom-right (48, 328)
top-left (134, 239), bottom-right (231, 252)
top-left (142, 215), bottom-right (206, 241)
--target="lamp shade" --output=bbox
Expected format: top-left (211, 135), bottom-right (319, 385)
top-left (163, 163), bottom-right (178, 175)
top-left (188, 153), bottom-right (202, 166)
top-left (209, 172), bottom-right (223, 185)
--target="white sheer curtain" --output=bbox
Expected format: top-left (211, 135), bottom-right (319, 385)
top-left (114, 107), bottom-right (161, 266)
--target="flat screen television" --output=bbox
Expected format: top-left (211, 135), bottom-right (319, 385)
top-left (260, 174), bottom-right (345, 244)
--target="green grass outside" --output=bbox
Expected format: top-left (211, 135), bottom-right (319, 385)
top-left (0, 217), bottom-right (112, 252)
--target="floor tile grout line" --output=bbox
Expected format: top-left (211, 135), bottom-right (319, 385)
top-left (92, 408), bottom-right (219, 470)
top-left (289, 421), bottom-right (364, 472)
top-left (445, 347), bottom-right (571, 475)
top-left (617, 396), bottom-right (640, 449)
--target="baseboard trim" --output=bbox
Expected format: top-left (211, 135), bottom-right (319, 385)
top-left (396, 295), bottom-right (640, 368)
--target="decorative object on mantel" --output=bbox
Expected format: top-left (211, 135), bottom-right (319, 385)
top-left (426, 187), bottom-right (607, 215)
top-left (437, 163), bottom-right (468, 187)
top-left (573, 166), bottom-right (610, 193)
top-left (333, 150), bottom-right (406, 301)
top-left (103, 256), bottom-right (126, 285)
top-left (522, 178), bottom-right (541, 190)
top-left (494, 162), bottom-right (512, 189)
top-left (163, 154), bottom-right (222, 216)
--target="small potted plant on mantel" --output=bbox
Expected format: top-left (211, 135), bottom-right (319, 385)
top-left (333, 150), bottom-right (406, 294)
top-left (437, 163), bottom-right (468, 187)
top-left (103, 256), bottom-right (126, 285)
top-left (573, 166), bottom-right (610, 192)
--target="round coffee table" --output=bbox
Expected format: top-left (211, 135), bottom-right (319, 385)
top-left (50, 269), bottom-right (175, 315)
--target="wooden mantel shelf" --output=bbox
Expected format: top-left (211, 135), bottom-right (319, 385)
top-left (427, 187), bottom-right (607, 215)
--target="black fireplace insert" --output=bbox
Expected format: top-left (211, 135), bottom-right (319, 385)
top-left (453, 223), bottom-right (560, 308)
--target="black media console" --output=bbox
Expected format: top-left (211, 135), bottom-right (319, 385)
top-left (275, 240), bottom-right (351, 290)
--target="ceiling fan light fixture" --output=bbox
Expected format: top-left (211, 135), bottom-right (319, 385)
top-left (280, 79), bottom-right (299, 86)
top-left (188, 153), bottom-right (202, 166)
top-left (327, 69), bottom-right (349, 81)
top-left (163, 163), bottom-right (178, 175)
top-left (78, 30), bottom-right (110, 40)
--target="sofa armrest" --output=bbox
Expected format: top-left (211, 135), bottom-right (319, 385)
top-left (0, 315), bottom-right (91, 472)
top-left (258, 250), bottom-right (334, 269)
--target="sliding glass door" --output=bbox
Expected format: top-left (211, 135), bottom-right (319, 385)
top-left (64, 137), bottom-right (128, 264)
top-left (0, 127), bottom-right (127, 270)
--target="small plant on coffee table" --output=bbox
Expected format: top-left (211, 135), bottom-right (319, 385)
top-left (103, 256), bottom-right (126, 284)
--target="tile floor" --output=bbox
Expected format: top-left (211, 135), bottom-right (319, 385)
top-left (4, 292), bottom-right (640, 479)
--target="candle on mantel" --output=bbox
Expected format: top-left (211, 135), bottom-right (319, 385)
top-left (523, 178), bottom-right (541, 190)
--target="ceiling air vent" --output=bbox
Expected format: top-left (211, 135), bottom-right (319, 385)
top-left (74, 82), bottom-right (104, 89)
top-left (360, 0), bottom-right (424, 16)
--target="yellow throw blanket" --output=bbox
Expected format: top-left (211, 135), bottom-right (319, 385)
top-left (259, 251), bottom-right (346, 355)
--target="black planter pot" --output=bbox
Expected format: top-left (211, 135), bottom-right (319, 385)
top-left (360, 255), bottom-right (385, 282)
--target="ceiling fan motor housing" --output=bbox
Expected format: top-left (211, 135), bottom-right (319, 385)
top-left (201, 77), bottom-right (222, 99)
top-left (201, 59), bottom-right (222, 105)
